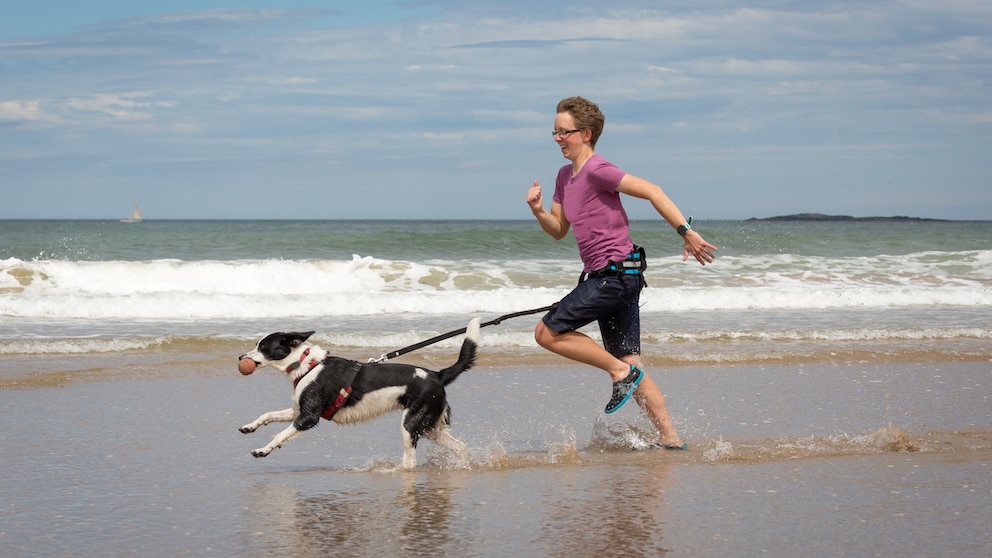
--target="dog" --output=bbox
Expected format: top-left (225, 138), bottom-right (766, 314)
top-left (237, 318), bottom-right (479, 469)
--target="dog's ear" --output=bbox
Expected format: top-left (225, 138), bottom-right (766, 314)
top-left (287, 331), bottom-right (316, 347)
top-left (257, 331), bottom-right (316, 361)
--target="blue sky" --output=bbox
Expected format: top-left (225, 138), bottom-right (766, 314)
top-left (2, 1), bottom-right (990, 220)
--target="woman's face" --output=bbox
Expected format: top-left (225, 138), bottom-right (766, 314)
top-left (553, 112), bottom-right (587, 162)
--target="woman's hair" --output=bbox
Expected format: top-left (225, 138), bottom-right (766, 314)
top-left (556, 96), bottom-right (605, 148)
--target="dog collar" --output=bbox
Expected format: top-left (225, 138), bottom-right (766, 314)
top-left (287, 348), bottom-right (321, 378)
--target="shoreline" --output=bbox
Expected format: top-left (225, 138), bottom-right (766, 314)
top-left (3, 346), bottom-right (991, 390)
top-left (3, 352), bottom-right (990, 452)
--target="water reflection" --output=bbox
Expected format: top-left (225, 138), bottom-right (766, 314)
top-left (244, 471), bottom-right (467, 557)
top-left (535, 459), bottom-right (673, 557)
top-left (241, 451), bottom-right (674, 557)
top-left (395, 473), bottom-right (460, 555)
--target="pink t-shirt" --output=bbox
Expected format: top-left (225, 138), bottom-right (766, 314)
top-left (553, 154), bottom-right (634, 272)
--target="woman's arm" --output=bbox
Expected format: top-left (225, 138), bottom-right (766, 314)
top-left (526, 180), bottom-right (570, 240)
top-left (617, 174), bottom-right (718, 265)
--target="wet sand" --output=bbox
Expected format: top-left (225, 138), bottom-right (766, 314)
top-left (1, 352), bottom-right (990, 557)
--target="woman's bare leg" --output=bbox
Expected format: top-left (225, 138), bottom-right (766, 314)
top-left (534, 322), bottom-right (630, 381)
top-left (535, 322), bottom-right (684, 445)
top-left (622, 355), bottom-right (684, 448)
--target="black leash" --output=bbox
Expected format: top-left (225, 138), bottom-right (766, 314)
top-left (370, 303), bottom-right (557, 363)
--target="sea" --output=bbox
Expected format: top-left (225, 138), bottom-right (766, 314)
top-left (2, 219), bottom-right (991, 557)
top-left (2, 218), bottom-right (990, 364)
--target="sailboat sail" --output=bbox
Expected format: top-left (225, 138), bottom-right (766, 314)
top-left (121, 201), bottom-right (143, 223)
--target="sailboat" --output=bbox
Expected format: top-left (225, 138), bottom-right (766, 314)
top-left (120, 200), bottom-right (143, 223)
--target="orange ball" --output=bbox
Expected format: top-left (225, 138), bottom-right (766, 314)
top-left (238, 358), bottom-right (256, 375)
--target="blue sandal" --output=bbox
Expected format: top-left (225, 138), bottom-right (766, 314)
top-left (605, 365), bottom-right (643, 414)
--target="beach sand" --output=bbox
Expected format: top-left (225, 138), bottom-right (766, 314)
top-left (1, 349), bottom-right (990, 557)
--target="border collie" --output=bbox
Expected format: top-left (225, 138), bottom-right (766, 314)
top-left (237, 318), bottom-right (479, 469)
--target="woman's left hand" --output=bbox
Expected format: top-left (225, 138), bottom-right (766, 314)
top-left (683, 231), bottom-right (718, 265)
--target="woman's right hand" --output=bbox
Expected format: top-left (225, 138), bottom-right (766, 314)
top-left (526, 180), bottom-right (543, 212)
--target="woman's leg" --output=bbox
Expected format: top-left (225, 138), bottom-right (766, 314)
top-left (535, 277), bottom-right (636, 382)
top-left (598, 280), bottom-right (685, 447)
top-left (534, 321), bottom-right (630, 381)
top-left (538, 321), bottom-right (684, 446)
top-left (621, 355), bottom-right (684, 448)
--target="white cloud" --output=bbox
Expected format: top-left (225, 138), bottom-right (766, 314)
top-left (0, 99), bottom-right (54, 122)
top-left (0, 1), bottom-right (990, 219)
top-left (61, 92), bottom-right (172, 121)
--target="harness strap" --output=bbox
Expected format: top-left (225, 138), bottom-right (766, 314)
top-left (291, 355), bottom-right (361, 421)
top-left (320, 386), bottom-right (352, 420)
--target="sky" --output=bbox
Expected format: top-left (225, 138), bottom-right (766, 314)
top-left (1, 1), bottom-right (990, 220)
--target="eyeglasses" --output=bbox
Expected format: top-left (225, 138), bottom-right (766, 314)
top-left (551, 129), bottom-right (581, 138)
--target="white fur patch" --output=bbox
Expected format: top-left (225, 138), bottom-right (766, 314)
top-left (292, 370), bottom-right (318, 393)
top-left (413, 368), bottom-right (428, 380)
top-left (332, 386), bottom-right (406, 425)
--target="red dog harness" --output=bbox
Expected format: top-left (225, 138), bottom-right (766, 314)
top-left (288, 348), bottom-right (354, 420)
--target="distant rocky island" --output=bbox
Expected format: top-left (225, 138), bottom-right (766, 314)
top-left (747, 213), bottom-right (946, 222)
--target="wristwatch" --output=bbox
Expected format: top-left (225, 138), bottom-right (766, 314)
top-left (676, 217), bottom-right (692, 237)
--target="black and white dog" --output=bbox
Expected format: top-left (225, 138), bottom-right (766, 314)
top-left (237, 318), bottom-right (479, 469)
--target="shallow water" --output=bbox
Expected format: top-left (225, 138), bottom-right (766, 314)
top-left (1, 354), bottom-right (990, 557)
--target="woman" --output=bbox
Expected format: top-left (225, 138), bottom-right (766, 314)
top-left (526, 96), bottom-right (717, 449)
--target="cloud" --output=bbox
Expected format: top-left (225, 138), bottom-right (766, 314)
top-left (0, 99), bottom-right (54, 122)
top-left (0, 1), bottom-right (990, 219)
top-left (62, 92), bottom-right (174, 122)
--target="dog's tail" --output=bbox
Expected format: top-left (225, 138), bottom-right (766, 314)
top-left (438, 317), bottom-right (480, 386)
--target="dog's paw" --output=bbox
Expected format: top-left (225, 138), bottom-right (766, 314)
top-left (239, 425), bottom-right (256, 434)
top-left (251, 448), bottom-right (271, 458)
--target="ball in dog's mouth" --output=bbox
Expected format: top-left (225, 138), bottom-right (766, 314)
top-left (238, 358), bottom-right (256, 375)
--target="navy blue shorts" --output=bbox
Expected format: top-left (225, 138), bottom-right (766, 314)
top-left (542, 273), bottom-right (643, 359)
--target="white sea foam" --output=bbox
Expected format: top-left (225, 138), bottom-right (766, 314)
top-left (3, 252), bottom-right (990, 322)
top-left (2, 251), bottom-right (991, 357)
